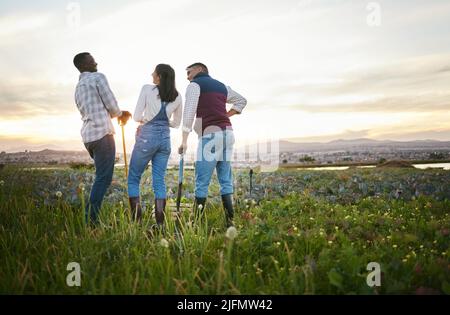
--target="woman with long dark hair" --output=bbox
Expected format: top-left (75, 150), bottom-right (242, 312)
top-left (128, 64), bottom-right (182, 227)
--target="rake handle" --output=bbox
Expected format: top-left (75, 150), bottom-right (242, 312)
top-left (121, 124), bottom-right (128, 178)
top-left (176, 155), bottom-right (184, 212)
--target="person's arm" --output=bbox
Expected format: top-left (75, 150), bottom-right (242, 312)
top-left (226, 86), bottom-right (247, 118)
top-left (133, 85), bottom-right (147, 123)
top-left (97, 73), bottom-right (121, 118)
top-left (169, 94), bottom-right (183, 128)
top-left (178, 83), bottom-right (201, 154)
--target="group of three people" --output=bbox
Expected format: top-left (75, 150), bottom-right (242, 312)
top-left (73, 52), bottom-right (247, 229)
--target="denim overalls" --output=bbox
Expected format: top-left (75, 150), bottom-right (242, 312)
top-left (128, 101), bottom-right (171, 199)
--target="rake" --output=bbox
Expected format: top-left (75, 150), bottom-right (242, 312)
top-left (119, 120), bottom-right (128, 178)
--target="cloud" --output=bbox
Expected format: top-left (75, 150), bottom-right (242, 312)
top-left (0, 13), bottom-right (51, 37)
top-left (274, 53), bottom-right (450, 112)
top-left (0, 80), bottom-right (75, 119)
top-left (290, 93), bottom-right (450, 113)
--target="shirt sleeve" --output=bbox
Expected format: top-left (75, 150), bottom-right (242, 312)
top-left (169, 94), bottom-right (183, 128)
top-left (182, 82), bottom-right (201, 133)
top-left (226, 86), bottom-right (247, 113)
top-left (96, 73), bottom-right (121, 118)
top-left (133, 85), bottom-right (147, 122)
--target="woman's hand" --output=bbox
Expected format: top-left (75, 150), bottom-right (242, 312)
top-left (178, 142), bottom-right (187, 155)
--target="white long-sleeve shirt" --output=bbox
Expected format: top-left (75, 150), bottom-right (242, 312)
top-left (182, 82), bottom-right (247, 134)
top-left (133, 84), bottom-right (183, 128)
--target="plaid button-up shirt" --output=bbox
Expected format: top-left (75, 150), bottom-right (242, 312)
top-left (75, 72), bottom-right (122, 143)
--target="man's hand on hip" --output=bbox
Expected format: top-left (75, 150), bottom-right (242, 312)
top-left (227, 109), bottom-right (240, 118)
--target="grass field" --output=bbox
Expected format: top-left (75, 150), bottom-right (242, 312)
top-left (0, 166), bottom-right (449, 294)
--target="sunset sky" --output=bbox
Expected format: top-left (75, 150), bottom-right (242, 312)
top-left (1, 0), bottom-right (450, 153)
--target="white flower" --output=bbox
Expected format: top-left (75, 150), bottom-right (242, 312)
top-left (55, 191), bottom-right (62, 198)
top-left (198, 204), bottom-right (203, 210)
top-left (160, 238), bottom-right (169, 248)
top-left (0, 180), bottom-right (4, 187)
top-left (225, 226), bottom-right (238, 240)
top-left (78, 183), bottom-right (85, 191)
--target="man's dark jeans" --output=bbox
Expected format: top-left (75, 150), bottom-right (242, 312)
top-left (84, 134), bottom-right (115, 224)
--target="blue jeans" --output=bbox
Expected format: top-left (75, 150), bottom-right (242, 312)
top-left (128, 124), bottom-right (171, 199)
top-left (195, 129), bottom-right (235, 198)
top-left (84, 134), bottom-right (116, 224)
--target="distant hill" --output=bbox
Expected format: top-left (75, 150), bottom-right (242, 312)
top-left (277, 138), bottom-right (450, 153)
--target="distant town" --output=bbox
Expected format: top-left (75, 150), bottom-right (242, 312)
top-left (1, 138), bottom-right (449, 168)
top-left (277, 139), bottom-right (450, 167)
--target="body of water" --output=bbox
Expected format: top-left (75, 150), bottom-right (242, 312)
top-left (301, 163), bottom-right (450, 171)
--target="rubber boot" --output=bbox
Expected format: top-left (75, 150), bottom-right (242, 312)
top-left (155, 199), bottom-right (166, 227)
top-left (221, 194), bottom-right (234, 228)
top-left (128, 196), bottom-right (142, 222)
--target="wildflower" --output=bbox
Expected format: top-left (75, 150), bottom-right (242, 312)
top-left (334, 226), bottom-right (339, 231)
top-left (225, 226), bottom-right (238, 240)
top-left (198, 204), bottom-right (203, 210)
top-left (309, 217), bottom-right (314, 221)
top-left (78, 183), bottom-right (85, 191)
top-left (392, 244), bottom-right (398, 249)
top-left (0, 180), bottom-right (4, 187)
top-left (160, 238), bottom-right (169, 248)
top-left (328, 240), bottom-right (333, 245)
top-left (319, 231), bottom-right (324, 236)
top-left (55, 191), bottom-right (62, 198)
top-left (420, 245), bottom-right (424, 249)
top-left (293, 226), bottom-right (298, 232)
top-left (402, 259), bottom-right (408, 263)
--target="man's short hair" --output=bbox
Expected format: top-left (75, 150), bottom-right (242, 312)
top-left (73, 52), bottom-right (90, 69)
top-left (186, 62), bottom-right (208, 74)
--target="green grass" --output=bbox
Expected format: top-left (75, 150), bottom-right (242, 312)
top-left (0, 166), bottom-right (449, 294)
